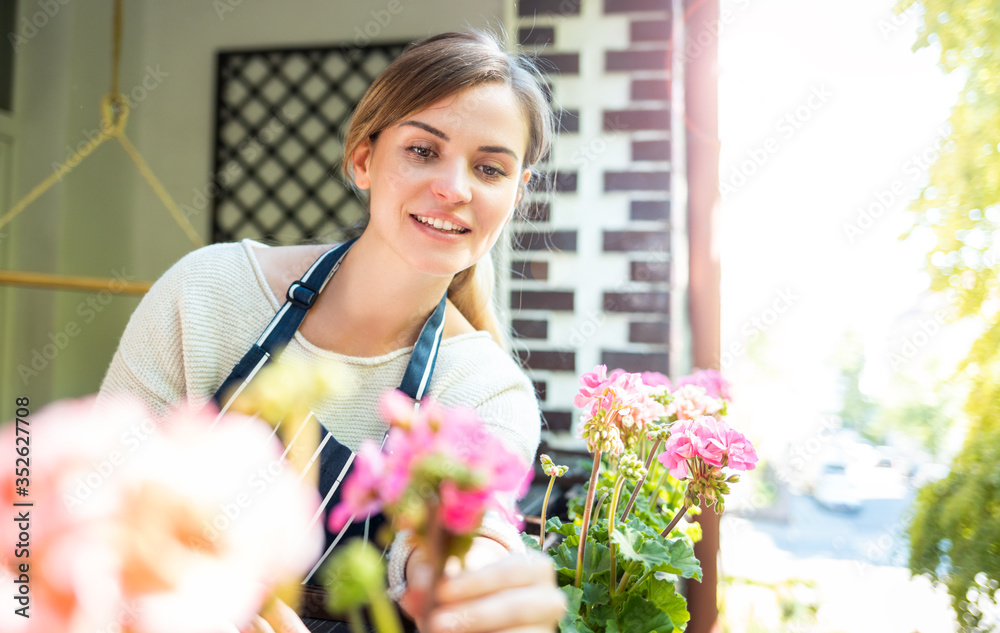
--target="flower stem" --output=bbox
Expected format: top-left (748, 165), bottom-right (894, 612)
top-left (575, 449), bottom-right (603, 589)
top-left (659, 504), bottom-right (688, 538)
top-left (368, 590), bottom-right (403, 633)
top-left (592, 491), bottom-right (609, 523)
top-left (539, 475), bottom-right (556, 548)
top-left (646, 468), bottom-right (668, 508)
top-left (620, 437), bottom-right (663, 522)
top-left (347, 607), bottom-right (366, 633)
top-left (608, 474), bottom-right (627, 598)
top-left (424, 501), bottom-right (448, 623)
top-left (616, 566), bottom-right (634, 594)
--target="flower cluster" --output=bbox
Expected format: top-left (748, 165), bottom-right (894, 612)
top-left (656, 414), bottom-right (758, 511)
top-left (0, 397), bottom-right (322, 633)
top-left (664, 384), bottom-right (725, 421)
top-left (575, 366), bottom-right (668, 455)
top-left (675, 368), bottom-right (731, 402)
top-left (330, 390), bottom-right (531, 538)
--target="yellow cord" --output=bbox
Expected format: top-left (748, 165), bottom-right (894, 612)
top-left (0, 0), bottom-right (206, 292)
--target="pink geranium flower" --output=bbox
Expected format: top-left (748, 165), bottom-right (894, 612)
top-left (330, 390), bottom-right (531, 539)
top-left (657, 415), bottom-right (757, 479)
top-left (666, 384), bottom-right (724, 421)
top-left (640, 371), bottom-right (672, 390)
top-left (676, 369), bottom-right (732, 402)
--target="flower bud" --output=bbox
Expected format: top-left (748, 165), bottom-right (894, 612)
top-left (618, 452), bottom-right (647, 481)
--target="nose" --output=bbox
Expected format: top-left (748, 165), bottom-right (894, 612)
top-left (430, 158), bottom-right (472, 204)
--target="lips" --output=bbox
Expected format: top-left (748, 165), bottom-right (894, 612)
top-left (411, 214), bottom-right (470, 234)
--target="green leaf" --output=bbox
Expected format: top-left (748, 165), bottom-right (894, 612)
top-left (660, 539), bottom-right (702, 581)
top-left (520, 531), bottom-right (543, 552)
top-left (648, 579), bottom-right (690, 626)
top-left (619, 594), bottom-right (675, 633)
top-left (552, 539), bottom-right (611, 585)
top-left (609, 523), bottom-right (647, 565)
top-left (610, 525), bottom-right (702, 581)
top-left (547, 515), bottom-right (579, 539)
top-left (582, 581), bottom-right (610, 607)
top-left (558, 586), bottom-right (596, 633)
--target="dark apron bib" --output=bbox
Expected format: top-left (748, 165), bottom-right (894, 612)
top-left (211, 238), bottom-right (442, 631)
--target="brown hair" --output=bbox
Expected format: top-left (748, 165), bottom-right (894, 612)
top-left (340, 29), bottom-right (554, 350)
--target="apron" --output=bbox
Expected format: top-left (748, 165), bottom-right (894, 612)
top-left (211, 238), bottom-right (442, 631)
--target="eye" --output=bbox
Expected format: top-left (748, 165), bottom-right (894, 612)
top-left (478, 164), bottom-right (509, 181)
top-left (407, 145), bottom-right (435, 159)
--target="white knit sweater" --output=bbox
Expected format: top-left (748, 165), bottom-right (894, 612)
top-left (96, 239), bottom-right (537, 596)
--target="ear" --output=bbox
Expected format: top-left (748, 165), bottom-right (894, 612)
top-left (508, 168), bottom-right (532, 223)
top-left (350, 139), bottom-right (374, 190)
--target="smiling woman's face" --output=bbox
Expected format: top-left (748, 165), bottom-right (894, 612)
top-left (350, 83), bottom-right (531, 279)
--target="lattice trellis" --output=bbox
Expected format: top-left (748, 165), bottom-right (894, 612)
top-left (211, 43), bottom-right (408, 244)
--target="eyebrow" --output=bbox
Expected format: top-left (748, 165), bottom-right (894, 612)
top-left (398, 120), bottom-right (520, 162)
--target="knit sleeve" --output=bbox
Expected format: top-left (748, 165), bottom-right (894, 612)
top-left (95, 253), bottom-right (190, 418)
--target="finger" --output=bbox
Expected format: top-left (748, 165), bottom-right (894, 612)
top-left (427, 585), bottom-right (567, 633)
top-left (248, 615), bottom-right (275, 633)
top-left (435, 553), bottom-right (557, 603)
top-left (260, 598), bottom-right (311, 633)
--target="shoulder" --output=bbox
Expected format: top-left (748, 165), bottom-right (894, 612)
top-left (249, 241), bottom-right (332, 302)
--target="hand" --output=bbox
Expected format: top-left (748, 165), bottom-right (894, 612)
top-left (401, 538), bottom-right (568, 633)
top-left (244, 598), bottom-right (311, 633)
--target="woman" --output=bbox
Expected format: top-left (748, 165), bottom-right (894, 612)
top-left (97, 29), bottom-right (567, 633)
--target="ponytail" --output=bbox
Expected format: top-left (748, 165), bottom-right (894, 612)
top-left (447, 250), bottom-right (511, 351)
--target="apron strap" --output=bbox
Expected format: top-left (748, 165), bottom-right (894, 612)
top-left (207, 239), bottom-right (450, 596)
top-left (212, 239), bottom-right (356, 411)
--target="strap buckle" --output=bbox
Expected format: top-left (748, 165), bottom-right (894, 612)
top-left (286, 280), bottom-right (318, 309)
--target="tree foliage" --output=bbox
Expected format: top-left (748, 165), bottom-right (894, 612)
top-left (898, 0), bottom-right (1000, 629)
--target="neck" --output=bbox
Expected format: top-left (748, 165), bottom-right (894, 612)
top-left (313, 232), bottom-right (452, 355)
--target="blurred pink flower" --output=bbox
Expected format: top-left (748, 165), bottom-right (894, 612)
top-left (1, 395), bottom-right (323, 633)
top-left (439, 483), bottom-right (491, 534)
top-left (329, 442), bottom-right (387, 533)
top-left (331, 391), bottom-right (531, 539)
top-left (640, 371), bottom-right (672, 390)
top-left (676, 369), bottom-right (732, 402)
top-left (666, 384), bottom-right (724, 421)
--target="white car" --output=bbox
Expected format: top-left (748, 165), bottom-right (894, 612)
top-left (813, 463), bottom-right (862, 512)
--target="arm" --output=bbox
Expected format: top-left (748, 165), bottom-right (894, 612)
top-left (95, 254), bottom-right (190, 417)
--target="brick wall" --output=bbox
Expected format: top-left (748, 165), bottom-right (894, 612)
top-left (509, 0), bottom-right (676, 434)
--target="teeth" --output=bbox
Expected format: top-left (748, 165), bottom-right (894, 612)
top-left (415, 215), bottom-right (466, 234)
